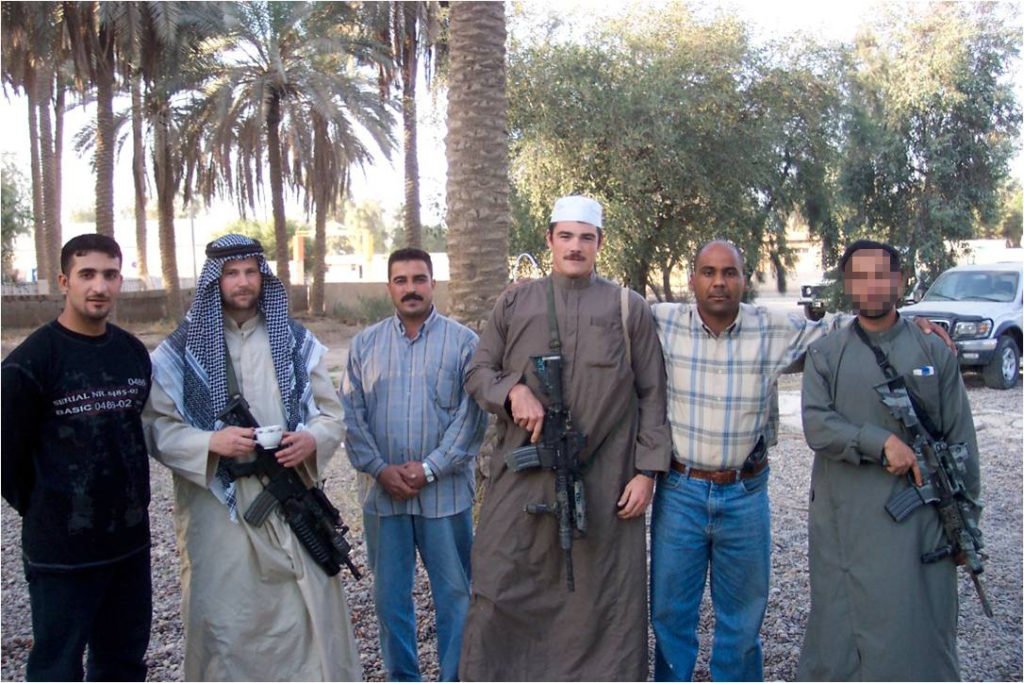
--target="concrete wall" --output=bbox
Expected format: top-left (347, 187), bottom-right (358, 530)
top-left (0, 289), bottom-right (190, 328)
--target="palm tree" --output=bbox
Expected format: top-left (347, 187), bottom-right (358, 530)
top-left (368, 1), bottom-right (445, 249)
top-left (144, 3), bottom-right (225, 320)
top-left (446, 2), bottom-right (510, 329)
top-left (1, 1), bottom-right (66, 287)
top-left (193, 1), bottom-right (394, 302)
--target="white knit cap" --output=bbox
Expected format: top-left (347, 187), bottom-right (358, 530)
top-left (550, 195), bottom-right (603, 229)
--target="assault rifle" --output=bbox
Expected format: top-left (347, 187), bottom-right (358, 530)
top-left (506, 354), bottom-right (587, 591)
top-left (216, 394), bottom-right (361, 580)
top-left (876, 377), bottom-right (992, 617)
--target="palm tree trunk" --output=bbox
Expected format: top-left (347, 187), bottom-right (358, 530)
top-left (38, 68), bottom-right (60, 287)
top-left (446, 1), bottom-right (510, 330)
top-left (54, 85), bottom-right (64, 248)
top-left (310, 114), bottom-right (329, 315)
top-left (26, 71), bottom-right (47, 284)
top-left (266, 91), bottom-right (291, 298)
top-left (401, 2), bottom-right (421, 249)
top-left (94, 24), bottom-right (116, 238)
top-left (154, 103), bottom-right (182, 320)
top-left (131, 67), bottom-right (149, 284)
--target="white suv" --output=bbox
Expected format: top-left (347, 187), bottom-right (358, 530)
top-left (900, 262), bottom-right (1023, 389)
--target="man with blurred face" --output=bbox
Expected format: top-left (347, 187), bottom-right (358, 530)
top-left (144, 234), bottom-right (358, 681)
top-left (797, 240), bottom-right (980, 681)
top-left (2, 234), bottom-right (152, 681)
top-left (343, 248), bottom-right (485, 682)
top-left (460, 196), bottom-right (672, 681)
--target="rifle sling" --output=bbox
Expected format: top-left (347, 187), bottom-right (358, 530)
top-left (851, 318), bottom-right (942, 440)
top-left (545, 278), bottom-right (562, 353)
top-left (221, 345), bottom-right (266, 481)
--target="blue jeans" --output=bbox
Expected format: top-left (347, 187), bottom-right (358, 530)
top-left (364, 510), bottom-right (472, 682)
top-left (651, 467), bottom-right (771, 682)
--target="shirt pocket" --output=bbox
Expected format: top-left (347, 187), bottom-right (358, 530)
top-left (583, 313), bottom-right (625, 367)
top-left (903, 373), bottom-right (942, 432)
top-left (432, 367), bottom-right (461, 411)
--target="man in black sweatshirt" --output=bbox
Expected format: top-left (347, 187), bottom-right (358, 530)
top-left (2, 234), bottom-right (152, 681)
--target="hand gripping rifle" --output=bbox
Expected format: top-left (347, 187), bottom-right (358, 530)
top-left (505, 354), bottom-right (587, 591)
top-left (875, 377), bottom-right (992, 617)
top-left (216, 394), bottom-right (361, 580)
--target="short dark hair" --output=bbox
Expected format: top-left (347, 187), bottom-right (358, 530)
top-left (693, 239), bottom-right (745, 273)
top-left (839, 239), bottom-right (901, 274)
top-left (61, 234), bottom-right (123, 275)
top-left (388, 248), bottom-right (433, 278)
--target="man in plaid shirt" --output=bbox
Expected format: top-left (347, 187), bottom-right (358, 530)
top-left (649, 240), bottom-right (837, 681)
top-left (649, 240), bottom-right (949, 681)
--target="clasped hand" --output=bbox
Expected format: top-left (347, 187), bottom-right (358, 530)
top-left (378, 462), bottom-right (429, 501)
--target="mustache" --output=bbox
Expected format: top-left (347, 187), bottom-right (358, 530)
top-left (402, 293), bottom-right (424, 302)
top-left (565, 253), bottom-right (585, 261)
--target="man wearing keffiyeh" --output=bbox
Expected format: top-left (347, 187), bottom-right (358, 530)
top-left (143, 234), bottom-right (360, 681)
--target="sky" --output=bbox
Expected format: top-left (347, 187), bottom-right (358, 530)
top-left (0, 0), bottom-right (1019, 247)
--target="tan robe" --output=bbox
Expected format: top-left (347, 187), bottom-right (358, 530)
top-left (144, 316), bottom-right (361, 682)
top-left (460, 274), bottom-right (671, 682)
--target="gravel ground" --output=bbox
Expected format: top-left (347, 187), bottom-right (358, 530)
top-left (2, 323), bottom-right (1021, 681)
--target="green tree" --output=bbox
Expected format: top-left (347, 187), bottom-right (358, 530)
top-left (508, 4), bottom-right (779, 298)
top-left (837, 3), bottom-right (1020, 280)
top-left (2, 157), bottom-right (33, 281)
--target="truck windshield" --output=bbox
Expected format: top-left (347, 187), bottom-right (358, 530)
top-left (923, 270), bottom-right (1020, 303)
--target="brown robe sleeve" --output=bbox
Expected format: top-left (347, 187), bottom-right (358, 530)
top-left (466, 289), bottom-right (522, 421)
top-left (625, 289), bottom-right (672, 473)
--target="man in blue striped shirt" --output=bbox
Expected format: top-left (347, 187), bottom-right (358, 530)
top-left (341, 248), bottom-right (486, 682)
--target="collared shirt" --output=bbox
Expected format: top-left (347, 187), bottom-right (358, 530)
top-left (341, 307), bottom-right (486, 517)
top-left (652, 302), bottom-right (838, 469)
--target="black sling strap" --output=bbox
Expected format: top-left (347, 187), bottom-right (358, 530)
top-left (851, 318), bottom-right (943, 440)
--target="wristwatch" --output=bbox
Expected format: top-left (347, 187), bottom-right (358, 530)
top-left (636, 469), bottom-right (657, 479)
top-left (422, 462), bottom-right (436, 483)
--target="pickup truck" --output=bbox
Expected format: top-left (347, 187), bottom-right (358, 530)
top-left (900, 262), bottom-right (1023, 389)
top-left (796, 280), bottom-right (830, 321)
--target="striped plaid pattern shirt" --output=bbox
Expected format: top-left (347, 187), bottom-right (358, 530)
top-left (341, 308), bottom-right (486, 517)
top-left (652, 302), bottom-right (837, 469)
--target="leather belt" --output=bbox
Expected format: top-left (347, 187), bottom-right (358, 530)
top-left (670, 457), bottom-right (768, 485)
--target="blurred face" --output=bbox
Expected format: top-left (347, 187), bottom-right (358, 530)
top-left (387, 258), bottom-right (434, 322)
top-left (845, 249), bottom-right (901, 319)
top-left (220, 257), bottom-right (262, 320)
top-left (690, 242), bottom-right (745, 324)
top-left (547, 221), bottom-right (601, 279)
top-left (58, 251), bottom-right (123, 330)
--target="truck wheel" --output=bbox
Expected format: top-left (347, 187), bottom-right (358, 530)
top-left (982, 336), bottom-right (1020, 389)
top-left (804, 305), bottom-right (824, 322)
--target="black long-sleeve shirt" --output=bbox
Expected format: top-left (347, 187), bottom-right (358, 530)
top-left (2, 320), bottom-right (152, 570)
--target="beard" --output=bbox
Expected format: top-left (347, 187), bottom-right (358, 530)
top-left (857, 300), bottom-right (896, 319)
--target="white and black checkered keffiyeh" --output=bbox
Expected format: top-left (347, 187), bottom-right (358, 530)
top-left (151, 234), bottom-right (325, 517)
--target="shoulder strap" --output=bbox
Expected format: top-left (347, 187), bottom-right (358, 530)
top-left (545, 277), bottom-right (562, 352)
top-left (620, 287), bottom-right (631, 367)
top-left (224, 344), bottom-right (241, 397)
top-left (851, 318), bottom-right (942, 439)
